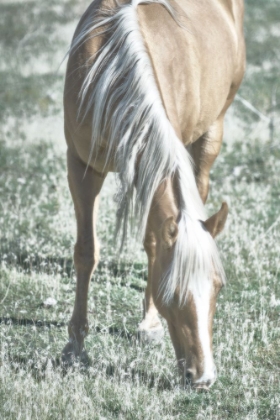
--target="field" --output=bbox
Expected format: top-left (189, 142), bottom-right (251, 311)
top-left (0, 1), bottom-right (280, 419)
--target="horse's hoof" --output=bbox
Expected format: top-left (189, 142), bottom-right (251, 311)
top-left (137, 325), bottom-right (165, 343)
top-left (61, 341), bottom-right (90, 368)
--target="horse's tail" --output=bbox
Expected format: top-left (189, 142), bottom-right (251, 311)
top-left (70, 0), bottom-right (225, 304)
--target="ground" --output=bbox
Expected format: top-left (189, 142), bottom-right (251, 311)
top-left (0, 1), bottom-right (280, 419)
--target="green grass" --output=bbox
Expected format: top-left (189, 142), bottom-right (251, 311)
top-left (0, 1), bottom-right (280, 419)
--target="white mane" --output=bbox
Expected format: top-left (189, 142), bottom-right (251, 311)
top-left (70, 0), bottom-right (225, 305)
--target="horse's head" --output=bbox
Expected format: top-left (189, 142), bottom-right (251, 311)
top-left (152, 202), bottom-right (228, 389)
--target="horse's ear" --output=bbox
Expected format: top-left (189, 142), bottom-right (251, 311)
top-left (161, 216), bottom-right (179, 248)
top-left (203, 202), bottom-right (229, 238)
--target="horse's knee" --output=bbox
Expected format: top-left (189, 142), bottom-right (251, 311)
top-left (74, 239), bottom-right (99, 272)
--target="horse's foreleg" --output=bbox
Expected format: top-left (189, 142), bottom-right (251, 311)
top-left (191, 117), bottom-right (224, 203)
top-left (137, 230), bottom-right (164, 342)
top-left (62, 150), bottom-right (105, 364)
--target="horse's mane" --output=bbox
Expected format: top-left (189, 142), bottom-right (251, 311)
top-left (69, 0), bottom-right (225, 305)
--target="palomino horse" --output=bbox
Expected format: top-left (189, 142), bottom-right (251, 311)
top-left (63, 0), bottom-right (245, 389)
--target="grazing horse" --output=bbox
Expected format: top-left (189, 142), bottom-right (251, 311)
top-left (63, 0), bottom-right (245, 389)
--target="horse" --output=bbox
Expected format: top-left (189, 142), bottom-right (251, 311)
top-left (62, 0), bottom-right (245, 389)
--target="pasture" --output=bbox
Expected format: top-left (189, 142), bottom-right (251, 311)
top-left (0, 0), bottom-right (280, 418)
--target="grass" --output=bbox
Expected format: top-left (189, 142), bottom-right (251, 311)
top-left (1, 119), bottom-right (279, 420)
top-left (0, 1), bottom-right (280, 419)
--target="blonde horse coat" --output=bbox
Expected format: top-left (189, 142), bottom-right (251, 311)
top-left (63, 0), bottom-right (245, 388)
